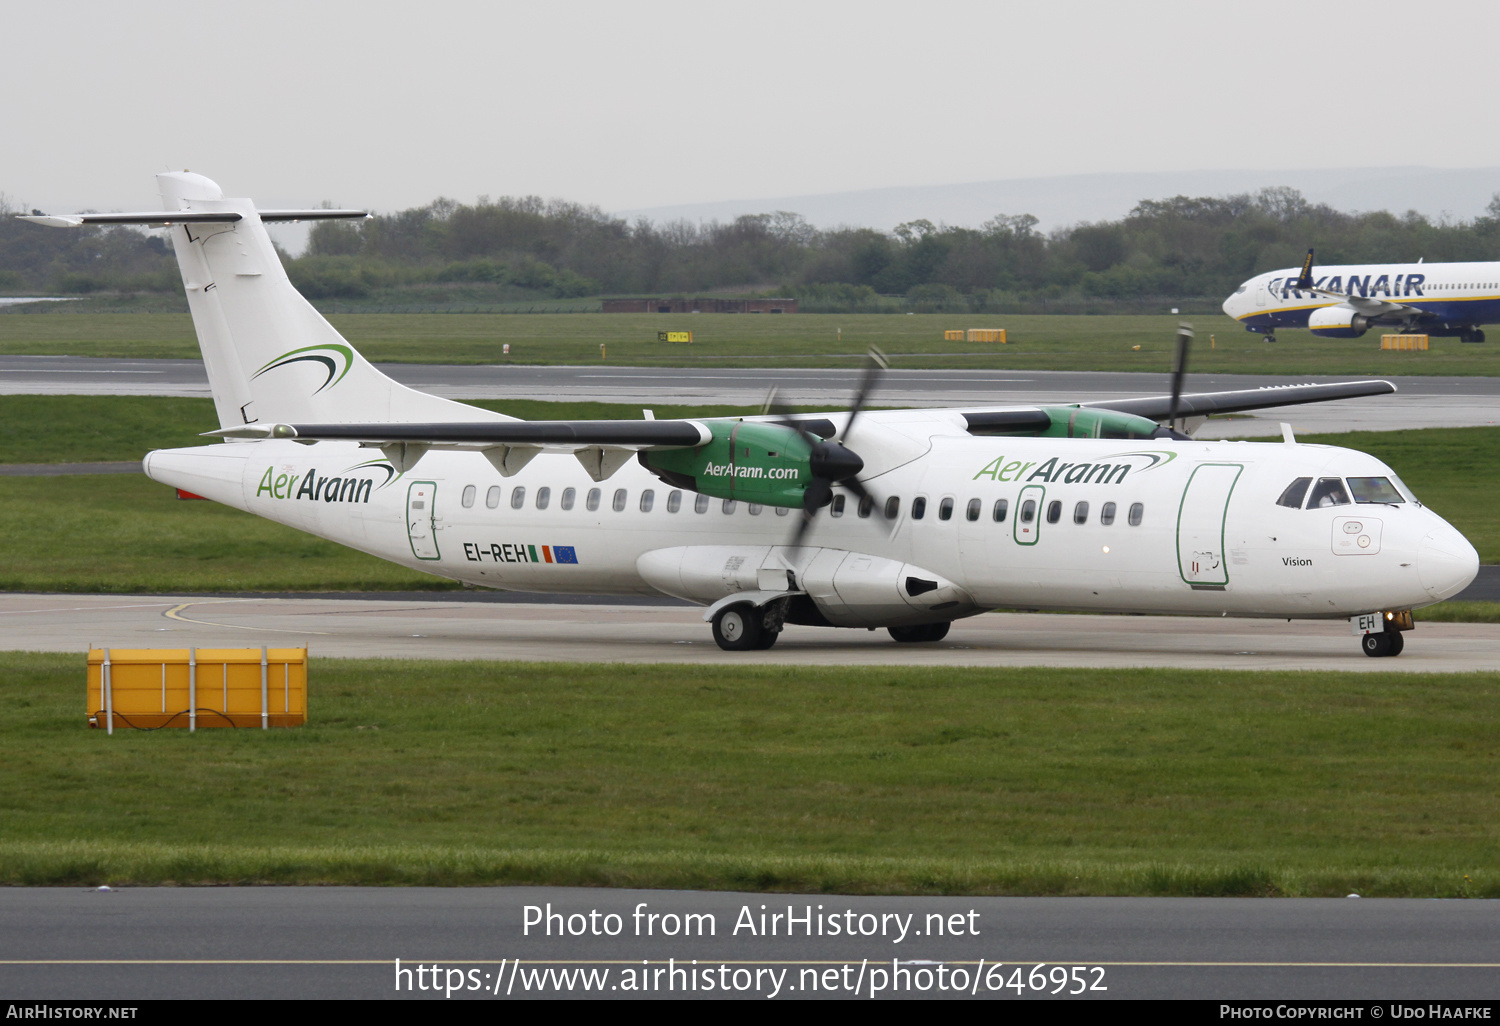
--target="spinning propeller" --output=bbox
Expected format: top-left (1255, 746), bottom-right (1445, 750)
top-left (764, 348), bottom-right (889, 550)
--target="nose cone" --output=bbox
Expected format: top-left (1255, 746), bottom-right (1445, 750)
top-left (1418, 529), bottom-right (1480, 601)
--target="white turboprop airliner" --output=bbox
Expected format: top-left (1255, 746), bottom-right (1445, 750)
top-left (22, 174), bottom-right (1480, 657)
top-left (1223, 248), bottom-right (1500, 344)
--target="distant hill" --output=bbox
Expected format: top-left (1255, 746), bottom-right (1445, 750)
top-left (619, 167), bottom-right (1500, 231)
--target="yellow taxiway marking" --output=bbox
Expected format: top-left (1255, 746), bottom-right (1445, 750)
top-left (163, 602), bottom-right (330, 636)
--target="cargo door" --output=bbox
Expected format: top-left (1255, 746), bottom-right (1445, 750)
top-left (406, 481), bottom-right (440, 560)
top-left (1013, 484), bottom-right (1045, 545)
top-left (1176, 464), bottom-right (1242, 587)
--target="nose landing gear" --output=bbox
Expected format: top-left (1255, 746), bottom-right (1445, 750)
top-left (1361, 630), bottom-right (1405, 657)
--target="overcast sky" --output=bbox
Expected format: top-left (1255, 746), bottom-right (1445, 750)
top-left (4, 0), bottom-right (1499, 218)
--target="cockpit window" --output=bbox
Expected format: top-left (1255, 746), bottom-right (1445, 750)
top-left (1307, 477), bottom-right (1351, 508)
top-left (1276, 477), bottom-right (1312, 508)
top-left (1347, 477), bottom-right (1405, 504)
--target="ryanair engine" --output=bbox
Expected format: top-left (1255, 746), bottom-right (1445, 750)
top-left (1308, 305), bottom-right (1373, 338)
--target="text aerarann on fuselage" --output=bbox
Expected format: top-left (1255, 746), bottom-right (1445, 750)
top-left (21, 177), bottom-right (1478, 656)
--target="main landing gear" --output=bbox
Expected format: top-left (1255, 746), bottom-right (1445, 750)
top-left (711, 604), bottom-right (781, 651)
top-left (888, 623), bottom-right (952, 643)
top-left (1460, 328), bottom-right (1487, 344)
top-left (1361, 630), bottom-right (1405, 658)
top-left (1263, 333), bottom-right (1277, 343)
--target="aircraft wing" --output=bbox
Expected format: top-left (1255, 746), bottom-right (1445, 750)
top-left (17, 209), bottom-right (367, 227)
top-left (1083, 379), bottom-right (1396, 421)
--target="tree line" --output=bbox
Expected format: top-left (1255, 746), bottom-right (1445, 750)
top-left (5, 187), bottom-right (1500, 312)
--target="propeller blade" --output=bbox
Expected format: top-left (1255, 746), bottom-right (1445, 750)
top-left (842, 347), bottom-right (888, 442)
top-left (1166, 323), bottom-right (1193, 432)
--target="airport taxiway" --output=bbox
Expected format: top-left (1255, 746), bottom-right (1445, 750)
top-left (3, 356), bottom-right (1499, 436)
top-left (4, 887), bottom-right (1499, 999)
top-left (3, 593), bottom-right (1494, 672)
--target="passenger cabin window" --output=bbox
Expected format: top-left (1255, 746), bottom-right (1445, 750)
top-left (829, 495), bottom-right (844, 518)
top-left (858, 495), bottom-right (873, 518)
top-left (938, 497), bottom-right (954, 521)
top-left (966, 498), bottom-right (981, 522)
top-left (695, 493), bottom-right (710, 514)
top-left (992, 498), bottom-right (1008, 522)
top-left (1348, 477), bottom-right (1405, 504)
top-left (1307, 477), bottom-right (1351, 508)
top-left (1074, 501), bottom-right (1089, 524)
top-left (749, 502), bottom-right (763, 515)
top-left (461, 485), bottom-right (476, 508)
top-left (1277, 477), bottom-right (1312, 508)
top-left (666, 490), bottom-right (682, 513)
top-left (1019, 499), bottom-right (1036, 523)
top-left (612, 488), bottom-right (627, 512)
top-left (586, 488), bottom-right (601, 512)
top-left (510, 486), bottom-right (526, 510)
top-left (912, 496), bottom-right (927, 520)
top-left (884, 496), bottom-right (901, 519)
top-left (775, 505), bottom-right (790, 517)
top-left (486, 485), bottom-right (502, 509)
top-left (536, 486), bottom-right (550, 510)
top-left (1128, 502), bottom-right (1144, 526)
top-left (639, 489), bottom-right (654, 512)
top-left (722, 499), bottom-right (737, 514)
top-left (1100, 501), bottom-right (1116, 526)
top-left (1046, 500), bottom-right (1062, 524)
top-left (560, 487), bottom-right (576, 511)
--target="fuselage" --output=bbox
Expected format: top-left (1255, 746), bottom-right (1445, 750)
top-left (1223, 261), bottom-right (1500, 337)
top-left (143, 410), bottom-right (1478, 623)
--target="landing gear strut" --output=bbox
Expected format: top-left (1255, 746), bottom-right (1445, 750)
top-left (1361, 630), bottom-right (1405, 658)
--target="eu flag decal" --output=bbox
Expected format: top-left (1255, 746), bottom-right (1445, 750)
top-left (552, 545), bottom-right (578, 564)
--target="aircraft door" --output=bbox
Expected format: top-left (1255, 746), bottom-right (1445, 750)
top-left (1176, 464), bottom-right (1242, 586)
top-left (1014, 485), bottom-right (1044, 545)
top-left (406, 481), bottom-right (440, 560)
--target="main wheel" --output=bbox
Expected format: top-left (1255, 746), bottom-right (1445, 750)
top-left (1361, 632), bottom-right (1393, 658)
top-left (712, 605), bottom-right (763, 651)
top-left (1387, 630), bottom-right (1405, 656)
top-left (754, 628), bottom-right (780, 650)
top-left (1264, 333), bottom-right (1277, 343)
top-left (889, 622), bottom-right (951, 643)
top-left (1474, 329), bottom-right (1486, 344)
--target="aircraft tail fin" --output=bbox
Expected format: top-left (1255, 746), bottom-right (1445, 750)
top-left (1294, 248), bottom-right (1315, 291)
top-left (64, 173), bottom-right (509, 431)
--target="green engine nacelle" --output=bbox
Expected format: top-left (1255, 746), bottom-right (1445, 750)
top-left (641, 420), bottom-right (814, 508)
top-left (1034, 406), bottom-right (1160, 439)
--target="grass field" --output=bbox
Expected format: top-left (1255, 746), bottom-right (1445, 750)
top-left (1, 654), bottom-right (1496, 895)
top-left (6, 311), bottom-right (1500, 374)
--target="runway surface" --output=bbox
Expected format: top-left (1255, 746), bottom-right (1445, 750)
top-left (4, 356), bottom-right (1499, 436)
top-left (3, 593), bottom-right (1494, 671)
top-left (3, 887), bottom-right (1497, 999)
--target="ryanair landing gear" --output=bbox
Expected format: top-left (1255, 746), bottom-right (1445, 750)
top-left (888, 622), bottom-right (952, 643)
top-left (1461, 328), bottom-right (1486, 344)
top-left (711, 604), bottom-right (781, 651)
top-left (1361, 630), bottom-right (1405, 658)
top-left (1264, 333), bottom-right (1277, 343)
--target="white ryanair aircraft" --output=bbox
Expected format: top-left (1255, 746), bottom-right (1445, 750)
top-left (1223, 248), bottom-right (1500, 344)
top-left (22, 174), bottom-right (1480, 657)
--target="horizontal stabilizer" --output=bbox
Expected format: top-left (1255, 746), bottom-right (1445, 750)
top-left (17, 209), bottom-right (366, 228)
top-left (1089, 379), bottom-right (1396, 422)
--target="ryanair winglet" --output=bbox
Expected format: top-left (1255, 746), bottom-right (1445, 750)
top-left (1295, 248), bottom-right (1315, 291)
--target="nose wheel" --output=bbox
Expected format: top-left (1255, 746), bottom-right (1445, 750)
top-left (1361, 630), bottom-right (1405, 657)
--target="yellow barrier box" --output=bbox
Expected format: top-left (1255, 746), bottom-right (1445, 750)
top-left (1380, 334), bottom-right (1429, 350)
top-left (943, 329), bottom-right (964, 341)
top-left (967, 328), bottom-right (1007, 343)
top-left (87, 648), bottom-right (308, 731)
